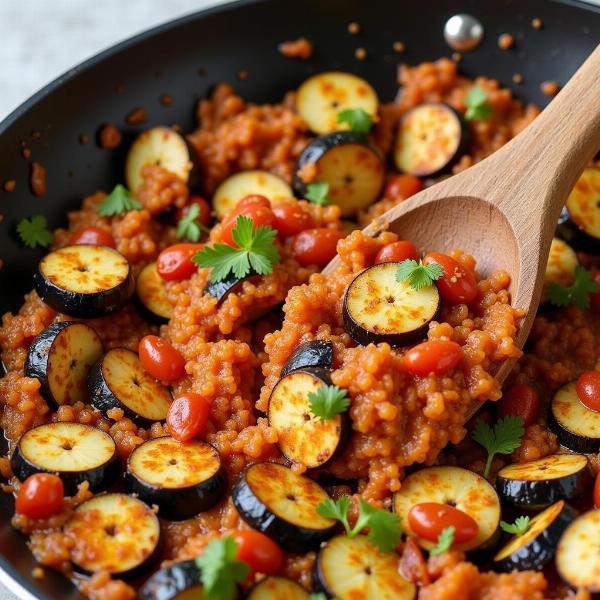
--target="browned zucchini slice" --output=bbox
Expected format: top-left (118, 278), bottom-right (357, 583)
top-left (136, 262), bottom-right (173, 323)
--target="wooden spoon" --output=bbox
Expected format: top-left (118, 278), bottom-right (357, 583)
top-left (324, 43), bottom-right (600, 386)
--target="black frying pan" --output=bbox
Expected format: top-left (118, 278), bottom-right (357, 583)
top-left (0, 0), bottom-right (599, 597)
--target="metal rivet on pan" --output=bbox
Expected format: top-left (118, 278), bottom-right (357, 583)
top-left (444, 14), bottom-right (484, 52)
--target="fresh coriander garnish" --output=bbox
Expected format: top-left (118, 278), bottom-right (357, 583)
top-left (396, 259), bottom-right (444, 291)
top-left (16, 215), bottom-right (53, 249)
top-left (430, 526), bottom-right (455, 556)
top-left (305, 182), bottom-right (330, 206)
top-left (547, 265), bottom-right (599, 310)
top-left (500, 515), bottom-right (531, 536)
top-left (472, 415), bottom-right (525, 479)
top-left (317, 496), bottom-right (402, 552)
top-left (464, 86), bottom-right (493, 121)
top-left (308, 385), bottom-right (350, 421)
top-left (193, 215), bottom-right (280, 283)
top-left (337, 108), bottom-right (373, 134)
top-left (195, 537), bottom-right (249, 600)
top-left (177, 203), bottom-right (209, 242)
top-left (97, 184), bottom-right (142, 217)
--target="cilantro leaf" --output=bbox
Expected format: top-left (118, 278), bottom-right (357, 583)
top-left (396, 259), bottom-right (444, 291)
top-left (337, 108), bottom-right (373, 134)
top-left (308, 385), bottom-right (350, 421)
top-left (16, 215), bottom-right (53, 249)
top-left (195, 537), bottom-right (249, 600)
top-left (192, 215), bottom-right (280, 283)
top-left (472, 415), bottom-right (525, 479)
top-left (317, 496), bottom-right (352, 533)
top-left (305, 182), bottom-right (330, 206)
top-left (97, 184), bottom-right (142, 217)
top-left (309, 594), bottom-right (330, 600)
top-left (177, 203), bottom-right (209, 242)
top-left (500, 515), bottom-right (530, 536)
top-left (464, 86), bottom-right (493, 121)
top-left (547, 266), bottom-right (599, 310)
top-left (430, 526), bottom-right (455, 556)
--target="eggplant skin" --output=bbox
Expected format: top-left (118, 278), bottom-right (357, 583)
top-left (246, 576), bottom-right (309, 600)
top-left (280, 340), bottom-right (334, 377)
top-left (556, 207), bottom-right (600, 253)
top-left (548, 409), bottom-right (600, 454)
top-left (205, 271), bottom-right (256, 303)
top-left (138, 560), bottom-right (205, 600)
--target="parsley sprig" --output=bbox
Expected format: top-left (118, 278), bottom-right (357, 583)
top-left (97, 184), bottom-right (142, 217)
top-left (464, 86), bottom-right (493, 121)
top-left (430, 526), bottom-right (455, 556)
top-left (317, 496), bottom-right (402, 552)
top-left (396, 259), bottom-right (444, 291)
top-left (16, 215), bottom-right (53, 248)
top-left (193, 215), bottom-right (280, 283)
top-left (308, 385), bottom-right (350, 421)
top-left (305, 182), bottom-right (330, 206)
top-left (177, 203), bottom-right (209, 242)
top-left (547, 266), bottom-right (599, 310)
top-left (337, 108), bottom-right (373, 134)
top-left (500, 515), bottom-right (530, 536)
top-left (472, 416), bottom-right (525, 479)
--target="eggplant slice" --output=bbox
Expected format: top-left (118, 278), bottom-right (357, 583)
top-left (280, 340), bottom-right (334, 377)
top-left (542, 238), bottom-right (578, 303)
top-left (11, 422), bottom-right (119, 495)
top-left (24, 321), bottom-right (104, 406)
top-left (496, 453), bottom-right (591, 509)
top-left (88, 347), bottom-right (172, 426)
top-left (343, 262), bottom-right (440, 347)
top-left (136, 262), bottom-right (173, 323)
top-left (64, 493), bottom-right (161, 577)
top-left (232, 461), bottom-right (336, 552)
top-left (34, 245), bottom-right (134, 318)
top-left (126, 436), bottom-right (226, 520)
top-left (246, 576), bottom-right (309, 600)
top-left (393, 466), bottom-right (500, 552)
top-left (205, 271), bottom-right (259, 303)
top-left (268, 367), bottom-right (350, 469)
top-left (314, 535), bottom-right (416, 600)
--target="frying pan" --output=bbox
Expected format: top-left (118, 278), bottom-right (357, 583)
top-left (0, 0), bottom-right (599, 597)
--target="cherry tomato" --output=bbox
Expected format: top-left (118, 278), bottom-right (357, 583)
top-left (423, 252), bottom-right (478, 304)
top-left (272, 203), bottom-right (315, 237)
top-left (167, 393), bottom-right (211, 442)
top-left (176, 196), bottom-right (212, 226)
top-left (220, 195), bottom-right (274, 246)
top-left (375, 241), bottom-right (418, 264)
top-left (576, 371), bottom-right (600, 412)
top-left (408, 502), bottom-right (478, 544)
top-left (590, 272), bottom-right (600, 312)
top-left (403, 340), bottom-right (462, 377)
top-left (384, 175), bottom-right (423, 201)
top-left (138, 335), bottom-right (186, 382)
top-left (233, 530), bottom-right (283, 576)
top-left (156, 243), bottom-right (203, 281)
top-left (291, 228), bottom-right (346, 266)
top-left (594, 472), bottom-right (600, 509)
top-left (498, 383), bottom-right (541, 427)
top-left (15, 473), bottom-right (64, 519)
top-left (69, 226), bottom-right (116, 248)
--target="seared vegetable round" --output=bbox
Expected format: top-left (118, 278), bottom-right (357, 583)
top-left (232, 462), bottom-right (336, 552)
top-left (25, 321), bottom-right (103, 406)
top-left (11, 422), bottom-right (119, 495)
top-left (136, 262), bottom-right (173, 323)
top-left (280, 340), bottom-right (334, 377)
top-left (246, 576), bottom-right (309, 600)
top-left (543, 238), bottom-right (578, 297)
top-left (126, 437), bottom-right (226, 520)
top-left (205, 271), bottom-right (258, 303)
top-left (34, 245), bottom-right (135, 318)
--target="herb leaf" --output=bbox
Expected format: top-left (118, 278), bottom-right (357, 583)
top-left (309, 594), bottom-right (330, 600)
top-left (308, 385), bottom-right (350, 421)
top-left (472, 415), bottom-right (525, 479)
top-left (430, 526), bottom-right (455, 556)
top-left (396, 259), bottom-right (444, 291)
top-left (16, 215), bottom-right (53, 248)
top-left (500, 515), bottom-right (531, 536)
top-left (547, 266), bottom-right (599, 310)
top-left (317, 496), bottom-right (352, 534)
top-left (337, 108), bottom-right (373, 134)
top-left (195, 537), bottom-right (249, 600)
top-left (177, 203), bottom-right (209, 242)
top-left (97, 184), bottom-right (142, 217)
top-left (305, 182), bottom-right (330, 206)
top-left (464, 86), bottom-right (493, 121)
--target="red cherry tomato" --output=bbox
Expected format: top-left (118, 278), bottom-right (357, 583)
top-left (271, 203), bottom-right (315, 237)
top-left (591, 272), bottom-right (600, 312)
top-left (403, 340), bottom-right (462, 377)
top-left (594, 472), bottom-right (600, 509)
top-left (408, 502), bottom-right (478, 544)
top-left (291, 228), bottom-right (346, 266)
top-left (15, 473), bottom-right (64, 519)
top-left (384, 175), bottom-right (423, 201)
top-left (498, 383), bottom-right (541, 427)
top-left (138, 335), bottom-right (186, 382)
top-left (375, 241), bottom-right (419, 264)
top-left (576, 371), bottom-right (600, 412)
top-left (423, 252), bottom-right (478, 304)
top-left (220, 195), bottom-right (274, 246)
top-left (167, 393), bottom-right (211, 442)
top-left (233, 530), bottom-right (283, 576)
top-left (69, 227), bottom-right (116, 248)
top-left (176, 196), bottom-right (212, 226)
top-left (156, 243), bottom-right (203, 281)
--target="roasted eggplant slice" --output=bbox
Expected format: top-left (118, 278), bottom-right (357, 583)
top-left (268, 367), bottom-right (350, 469)
top-left (394, 103), bottom-right (468, 177)
top-left (24, 321), bottom-right (103, 406)
top-left (126, 436), bottom-right (226, 520)
top-left (136, 262), bottom-right (173, 323)
top-left (280, 340), bottom-right (334, 377)
top-left (496, 453), bottom-right (591, 509)
top-left (343, 263), bottom-right (440, 347)
top-left (543, 238), bottom-right (578, 302)
top-left (11, 422), bottom-right (119, 495)
top-left (294, 132), bottom-right (385, 216)
top-left (232, 461), bottom-right (336, 552)
top-left (246, 576), bottom-right (309, 600)
top-left (34, 245), bottom-right (135, 318)
top-left (88, 348), bottom-right (172, 426)
top-left (205, 271), bottom-right (258, 303)
top-left (64, 493), bottom-right (161, 577)
top-left (393, 466), bottom-right (500, 552)
top-left (314, 535), bottom-right (416, 600)
top-left (493, 500), bottom-right (575, 572)
top-left (296, 71), bottom-right (379, 135)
